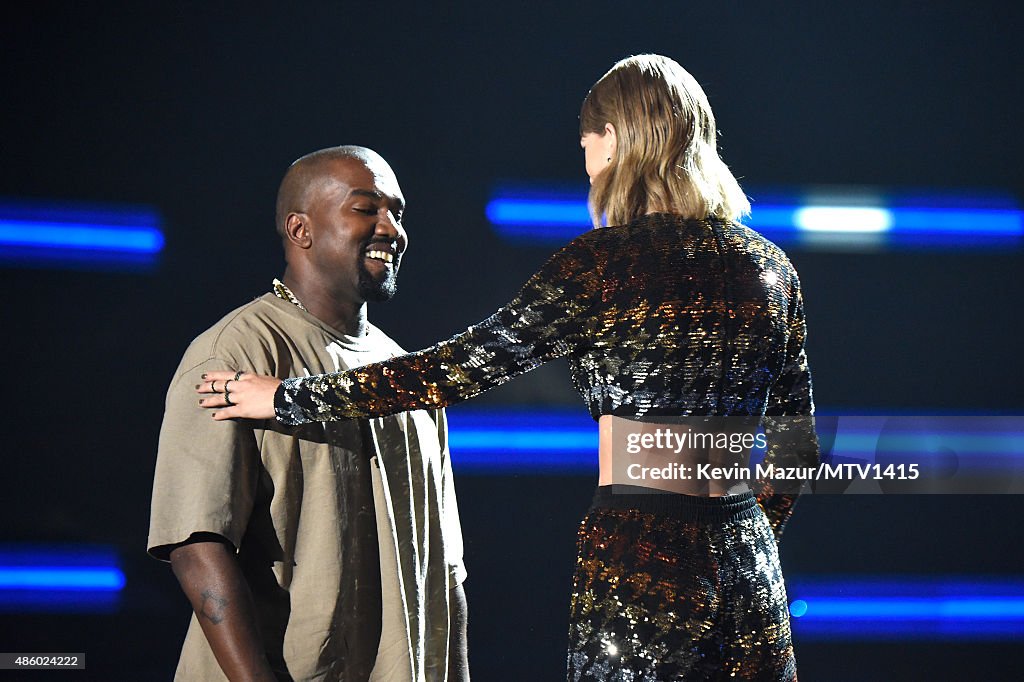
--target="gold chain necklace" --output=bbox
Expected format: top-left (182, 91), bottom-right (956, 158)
top-left (272, 278), bottom-right (308, 312)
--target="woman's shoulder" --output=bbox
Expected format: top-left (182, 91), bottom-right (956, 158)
top-left (713, 218), bottom-right (804, 289)
top-left (719, 219), bottom-right (798, 268)
top-left (567, 212), bottom-right (686, 246)
top-left (600, 213), bottom-right (799, 273)
top-left (557, 213), bottom-right (796, 266)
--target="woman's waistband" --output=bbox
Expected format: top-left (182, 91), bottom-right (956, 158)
top-left (589, 484), bottom-right (761, 523)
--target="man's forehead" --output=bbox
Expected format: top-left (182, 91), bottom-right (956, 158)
top-left (325, 156), bottom-right (403, 202)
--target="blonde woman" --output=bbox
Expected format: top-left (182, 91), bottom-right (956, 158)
top-left (199, 54), bottom-right (817, 680)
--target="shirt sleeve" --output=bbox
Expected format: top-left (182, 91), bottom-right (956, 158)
top-left (276, 238), bottom-right (601, 425)
top-left (148, 357), bottom-right (262, 561)
top-left (756, 270), bottom-right (819, 543)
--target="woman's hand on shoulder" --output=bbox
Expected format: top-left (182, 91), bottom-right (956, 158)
top-left (196, 370), bottom-right (281, 421)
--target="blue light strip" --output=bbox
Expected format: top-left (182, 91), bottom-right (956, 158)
top-left (485, 198), bottom-right (591, 228)
top-left (0, 220), bottom-right (164, 253)
top-left (0, 200), bottom-right (165, 269)
top-left (0, 567), bottom-right (125, 591)
top-left (453, 430), bottom-right (596, 451)
top-left (447, 409), bottom-right (597, 473)
top-left (791, 597), bottom-right (1024, 619)
top-left (485, 188), bottom-right (1023, 247)
top-left (788, 577), bottom-right (1024, 639)
top-left (0, 545), bottom-right (126, 612)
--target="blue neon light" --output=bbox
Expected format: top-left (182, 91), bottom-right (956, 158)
top-left (452, 429), bottom-right (596, 451)
top-left (0, 567), bottom-right (125, 591)
top-left (0, 200), bottom-right (165, 269)
top-left (788, 577), bottom-right (1024, 639)
top-left (749, 205), bottom-right (1023, 236)
top-left (0, 220), bottom-right (164, 252)
top-left (0, 544), bottom-right (127, 612)
top-left (447, 409), bottom-right (597, 473)
top-left (485, 199), bottom-right (591, 227)
top-left (485, 188), bottom-right (1023, 247)
top-left (791, 597), bottom-right (1024, 620)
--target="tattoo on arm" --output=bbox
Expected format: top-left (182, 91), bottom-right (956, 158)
top-left (199, 588), bottom-right (229, 625)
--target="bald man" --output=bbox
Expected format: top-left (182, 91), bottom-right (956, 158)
top-left (148, 146), bottom-right (469, 681)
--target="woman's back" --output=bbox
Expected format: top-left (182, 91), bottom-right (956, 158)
top-left (566, 212), bottom-right (811, 420)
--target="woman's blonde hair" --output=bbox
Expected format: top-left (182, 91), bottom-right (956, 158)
top-left (580, 54), bottom-right (750, 227)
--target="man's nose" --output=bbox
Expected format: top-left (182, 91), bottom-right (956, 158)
top-left (375, 210), bottom-right (407, 250)
top-left (374, 210), bottom-right (399, 235)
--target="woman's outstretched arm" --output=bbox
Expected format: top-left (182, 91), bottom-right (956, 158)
top-left (199, 236), bottom-right (601, 423)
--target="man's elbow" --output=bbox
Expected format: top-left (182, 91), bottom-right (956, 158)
top-left (169, 534), bottom-right (235, 584)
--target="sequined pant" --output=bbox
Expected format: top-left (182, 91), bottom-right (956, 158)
top-left (567, 487), bottom-right (797, 681)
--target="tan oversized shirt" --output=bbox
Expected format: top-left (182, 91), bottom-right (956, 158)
top-left (148, 293), bottom-right (466, 681)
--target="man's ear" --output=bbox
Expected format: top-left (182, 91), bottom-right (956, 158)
top-left (284, 213), bottom-right (312, 249)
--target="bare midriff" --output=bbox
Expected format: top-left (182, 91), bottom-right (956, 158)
top-left (597, 415), bottom-right (751, 497)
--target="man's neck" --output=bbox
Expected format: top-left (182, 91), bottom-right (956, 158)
top-left (280, 272), bottom-right (368, 337)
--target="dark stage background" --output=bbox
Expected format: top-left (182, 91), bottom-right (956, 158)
top-left (2, 2), bottom-right (1022, 680)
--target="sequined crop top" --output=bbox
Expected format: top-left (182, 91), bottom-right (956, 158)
top-left (276, 213), bottom-right (819, 536)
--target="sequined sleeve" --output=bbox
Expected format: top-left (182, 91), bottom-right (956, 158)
top-left (756, 273), bottom-right (819, 542)
top-left (275, 239), bottom-right (601, 425)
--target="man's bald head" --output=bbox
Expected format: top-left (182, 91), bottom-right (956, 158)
top-left (275, 145), bottom-right (391, 238)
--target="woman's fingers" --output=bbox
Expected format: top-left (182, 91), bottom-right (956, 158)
top-left (196, 370), bottom-right (248, 394)
top-left (211, 407), bottom-right (242, 421)
top-left (194, 371), bottom-right (281, 420)
top-left (198, 394), bottom-right (233, 408)
top-left (197, 370), bottom-right (238, 384)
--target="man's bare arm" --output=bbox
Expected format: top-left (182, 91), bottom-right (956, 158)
top-left (448, 583), bottom-right (470, 681)
top-left (169, 536), bottom-right (276, 681)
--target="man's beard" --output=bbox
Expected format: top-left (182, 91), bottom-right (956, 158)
top-left (357, 261), bottom-right (398, 302)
